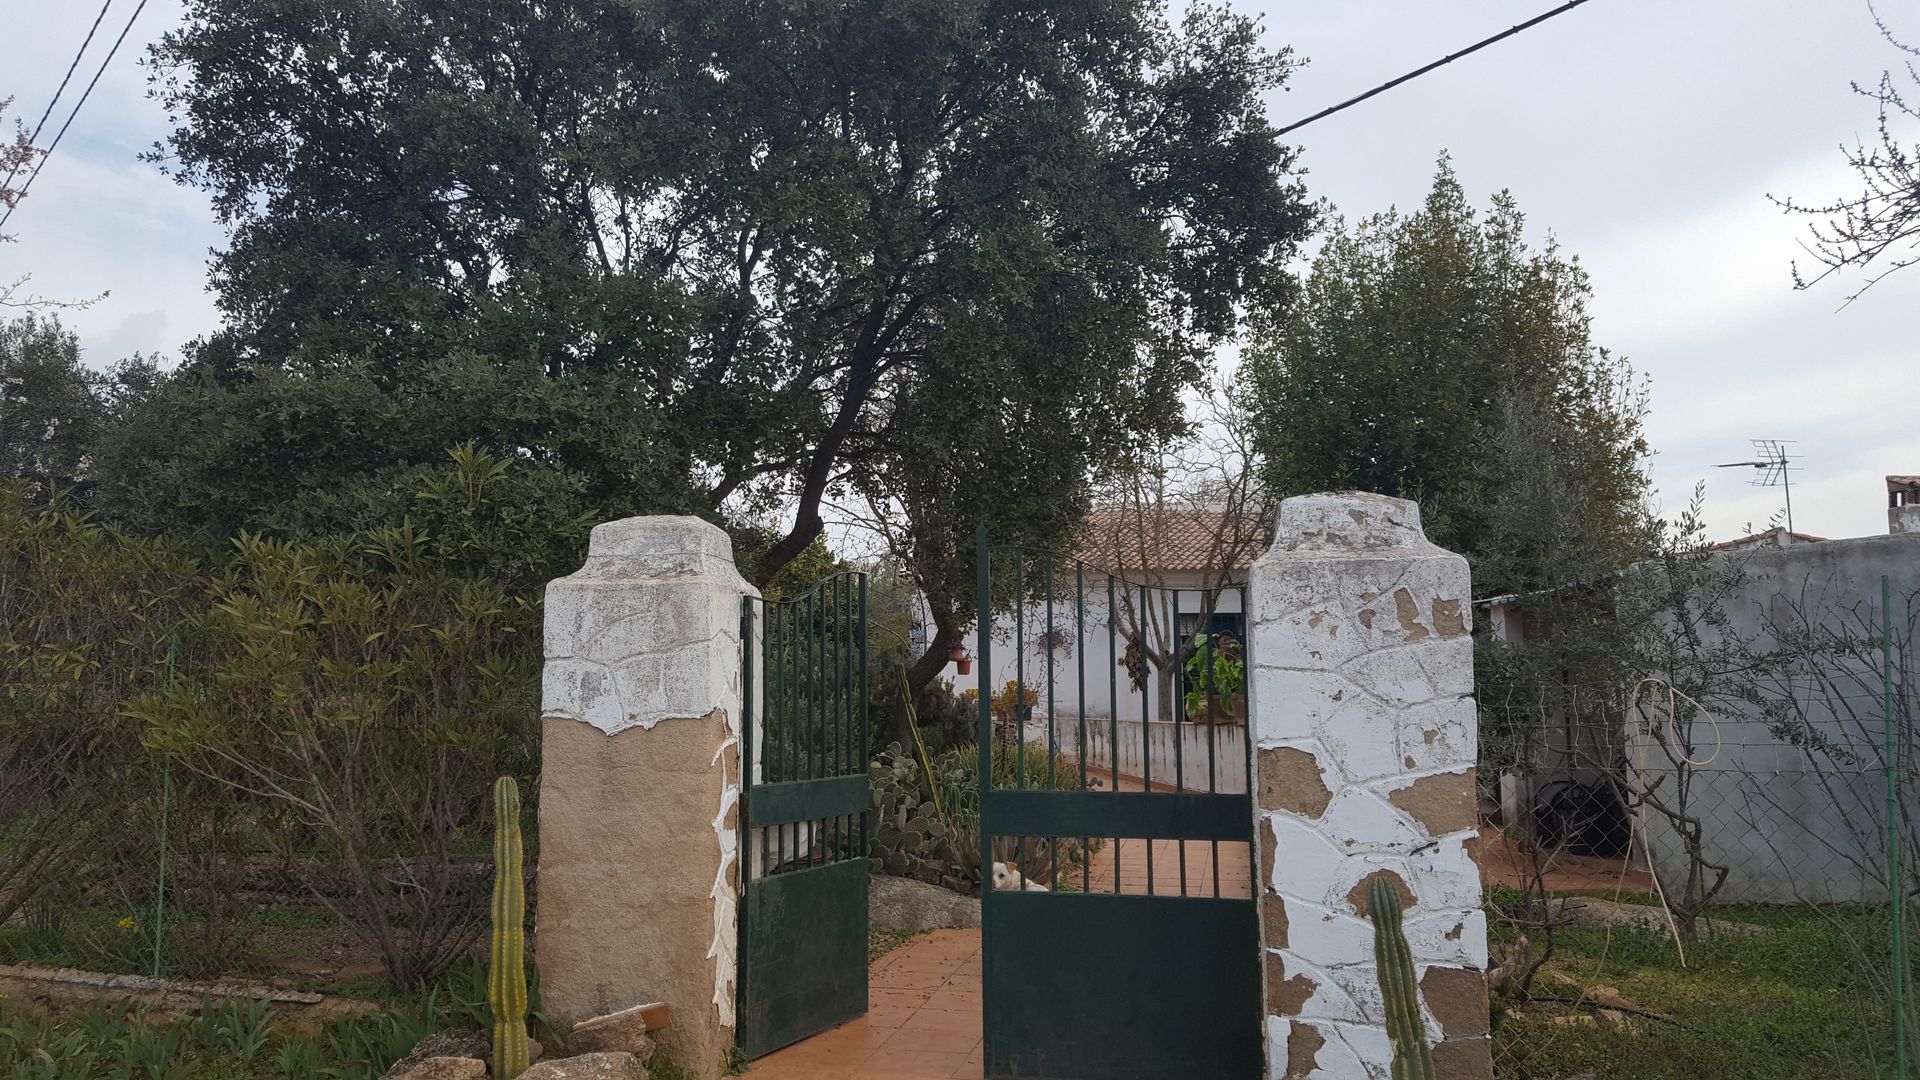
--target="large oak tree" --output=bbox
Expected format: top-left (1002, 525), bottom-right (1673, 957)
top-left (117, 0), bottom-right (1315, 607)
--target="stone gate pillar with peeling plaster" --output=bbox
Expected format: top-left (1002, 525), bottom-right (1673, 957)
top-left (536, 516), bottom-right (754, 1079)
top-left (1248, 493), bottom-right (1491, 1080)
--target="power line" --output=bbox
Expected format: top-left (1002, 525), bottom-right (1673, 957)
top-left (0, 0), bottom-right (147, 234)
top-left (1276, 0), bottom-right (1600, 137)
top-left (1, 0), bottom-right (117, 194)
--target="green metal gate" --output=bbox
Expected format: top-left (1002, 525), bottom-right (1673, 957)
top-left (737, 572), bottom-right (871, 1059)
top-left (976, 533), bottom-right (1262, 1079)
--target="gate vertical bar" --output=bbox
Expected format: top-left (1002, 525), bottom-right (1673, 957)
top-left (975, 527), bottom-right (994, 1074)
top-left (1886, 574), bottom-right (1907, 1079)
top-left (738, 596), bottom-right (755, 1009)
top-left (837, 576), bottom-right (848, 857)
top-left (811, 588), bottom-right (822, 866)
top-left (770, 599), bottom-right (781, 867)
top-left (1173, 588), bottom-right (1187, 896)
top-left (1046, 558), bottom-right (1059, 890)
top-left (859, 574), bottom-right (871, 859)
top-left (1109, 573), bottom-right (1120, 894)
top-left (837, 577), bottom-right (844, 855)
top-left (1077, 562), bottom-right (1090, 892)
top-left (1015, 555), bottom-right (1026, 877)
top-left (1141, 581), bottom-right (1154, 894)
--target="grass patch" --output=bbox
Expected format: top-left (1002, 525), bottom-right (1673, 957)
top-left (1493, 901), bottom-right (1906, 1078)
top-left (868, 926), bottom-right (928, 962)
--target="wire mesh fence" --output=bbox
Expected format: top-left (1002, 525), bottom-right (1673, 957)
top-left (1482, 582), bottom-right (1918, 1078)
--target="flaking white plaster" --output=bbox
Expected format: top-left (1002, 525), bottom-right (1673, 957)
top-left (1249, 493), bottom-right (1487, 1080)
top-left (543, 517), bottom-right (751, 736)
top-left (541, 515), bottom-right (757, 1049)
top-left (710, 714), bottom-right (741, 1028)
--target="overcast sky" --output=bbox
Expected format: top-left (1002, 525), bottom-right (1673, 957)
top-left (3, 0), bottom-right (1915, 542)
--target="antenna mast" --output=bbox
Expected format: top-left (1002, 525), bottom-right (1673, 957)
top-left (1717, 439), bottom-right (1799, 534)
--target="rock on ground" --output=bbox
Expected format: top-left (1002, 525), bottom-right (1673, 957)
top-left (568, 1006), bottom-right (657, 1061)
top-left (383, 1033), bottom-right (489, 1078)
top-left (519, 1051), bottom-right (648, 1080)
top-left (869, 874), bottom-right (980, 933)
top-left (381, 1031), bottom-right (543, 1078)
top-left (1550, 896), bottom-right (1767, 936)
top-left (386, 1057), bottom-right (487, 1080)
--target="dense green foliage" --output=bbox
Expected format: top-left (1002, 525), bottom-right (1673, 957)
top-left (124, 0), bottom-right (1315, 597)
top-left (0, 316), bottom-right (156, 492)
top-left (0, 482), bottom-right (238, 976)
top-left (867, 738), bottom-right (1090, 893)
top-left (0, 449), bottom-right (540, 988)
top-left (1244, 159), bottom-right (1650, 597)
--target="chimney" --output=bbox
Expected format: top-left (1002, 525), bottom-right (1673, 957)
top-left (1890, 476), bottom-right (1920, 535)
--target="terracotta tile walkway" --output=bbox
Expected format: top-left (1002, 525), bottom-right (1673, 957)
top-left (1078, 764), bottom-right (1254, 898)
top-left (1471, 825), bottom-right (1655, 893)
top-left (745, 929), bottom-right (983, 1079)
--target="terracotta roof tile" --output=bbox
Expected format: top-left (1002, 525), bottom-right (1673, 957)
top-left (1078, 507), bottom-right (1267, 574)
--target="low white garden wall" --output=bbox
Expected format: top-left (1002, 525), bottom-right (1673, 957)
top-left (1021, 714), bottom-right (1249, 794)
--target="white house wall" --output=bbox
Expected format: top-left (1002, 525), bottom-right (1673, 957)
top-left (943, 574), bottom-right (1247, 723)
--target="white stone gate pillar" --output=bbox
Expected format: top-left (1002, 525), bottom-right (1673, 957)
top-left (1247, 493), bottom-right (1490, 1080)
top-left (536, 517), bottom-right (755, 1079)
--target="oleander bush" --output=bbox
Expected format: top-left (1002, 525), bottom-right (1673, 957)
top-left (0, 451), bottom-right (542, 989)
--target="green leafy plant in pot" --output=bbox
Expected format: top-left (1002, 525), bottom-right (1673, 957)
top-left (1182, 633), bottom-right (1246, 723)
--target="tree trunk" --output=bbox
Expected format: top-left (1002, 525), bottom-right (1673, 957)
top-left (893, 611), bottom-right (962, 749)
top-left (1152, 654), bottom-right (1178, 723)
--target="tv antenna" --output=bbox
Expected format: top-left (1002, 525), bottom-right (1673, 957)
top-left (1717, 439), bottom-right (1799, 534)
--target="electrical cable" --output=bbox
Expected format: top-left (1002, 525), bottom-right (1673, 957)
top-left (0, 0), bottom-right (115, 194)
top-left (1277, 0), bottom-right (1600, 137)
top-left (0, 0), bottom-right (148, 233)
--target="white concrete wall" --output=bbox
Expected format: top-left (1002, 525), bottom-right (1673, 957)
top-left (1026, 713), bottom-right (1249, 794)
top-left (947, 575), bottom-right (1246, 722)
top-left (1636, 531), bottom-right (1920, 904)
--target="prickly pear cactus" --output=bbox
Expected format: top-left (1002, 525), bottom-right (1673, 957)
top-left (868, 744), bottom-right (970, 885)
top-left (490, 777), bottom-right (530, 1080)
top-left (1367, 876), bottom-right (1436, 1080)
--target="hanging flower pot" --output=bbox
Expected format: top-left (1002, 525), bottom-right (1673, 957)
top-left (946, 641), bottom-right (967, 663)
top-left (955, 657), bottom-right (973, 675)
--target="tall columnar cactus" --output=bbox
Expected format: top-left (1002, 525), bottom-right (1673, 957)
top-left (490, 777), bottom-right (530, 1080)
top-left (1368, 877), bottom-right (1436, 1080)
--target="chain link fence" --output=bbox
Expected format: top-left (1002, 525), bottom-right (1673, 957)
top-left (1481, 581), bottom-right (1917, 1078)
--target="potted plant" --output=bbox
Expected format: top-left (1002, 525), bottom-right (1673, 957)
top-left (946, 640), bottom-right (972, 674)
top-left (1183, 633), bottom-right (1246, 724)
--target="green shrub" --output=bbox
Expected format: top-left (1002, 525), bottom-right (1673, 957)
top-left (868, 744), bottom-right (973, 890)
top-left (867, 739), bottom-right (1096, 892)
top-left (0, 484), bottom-right (263, 979)
top-left (0, 471), bottom-right (540, 990)
top-left (1182, 632), bottom-right (1245, 718)
top-left (127, 528), bottom-right (538, 987)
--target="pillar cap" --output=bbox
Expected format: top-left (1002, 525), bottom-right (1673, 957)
top-left (586, 515), bottom-right (736, 562)
top-left (1269, 492), bottom-right (1430, 553)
